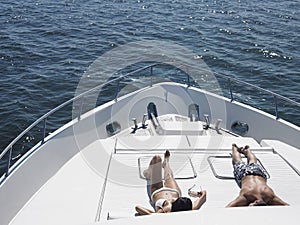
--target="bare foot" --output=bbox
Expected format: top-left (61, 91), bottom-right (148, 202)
top-left (232, 143), bottom-right (240, 152)
top-left (232, 143), bottom-right (247, 154)
top-left (163, 150), bottom-right (170, 168)
top-left (164, 150), bottom-right (170, 158)
top-left (238, 145), bottom-right (250, 156)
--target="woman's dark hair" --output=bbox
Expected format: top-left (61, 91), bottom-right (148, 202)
top-left (171, 197), bottom-right (192, 212)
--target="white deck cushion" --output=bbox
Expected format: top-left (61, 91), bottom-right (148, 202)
top-left (261, 140), bottom-right (300, 175)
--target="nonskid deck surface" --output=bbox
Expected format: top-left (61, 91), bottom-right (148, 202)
top-left (99, 148), bottom-right (300, 220)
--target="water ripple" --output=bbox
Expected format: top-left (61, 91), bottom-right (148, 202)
top-left (0, 0), bottom-right (299, 153)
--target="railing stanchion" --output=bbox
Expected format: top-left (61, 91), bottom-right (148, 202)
top-left (150, 66), bottom-right (153, 87)
top-left (115, 78), bottom-right (121, 102)
top-left (274, 95), bottom-right (279, 120)
top-left (78, 97), bottom-right (84, 121)
top-left (41, 118), bottom-right (47, 144)
top-left (5, 146), bottom-right (13, 177)
top-left (228, 78), bottom-right (234, 102)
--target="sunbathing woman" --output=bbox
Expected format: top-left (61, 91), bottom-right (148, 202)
top-left (135, 150), bottom-right (206, 215)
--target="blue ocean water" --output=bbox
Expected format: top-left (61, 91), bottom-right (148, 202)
top-left (0, 0), bottom-right (299, 157)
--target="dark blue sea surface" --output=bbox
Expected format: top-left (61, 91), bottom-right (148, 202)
top-left (0, 0), bottom-right (299, 164)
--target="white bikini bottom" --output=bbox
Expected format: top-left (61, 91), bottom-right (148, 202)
top-left (151, 187), bottom-right (180, 202)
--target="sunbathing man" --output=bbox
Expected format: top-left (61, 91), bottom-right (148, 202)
top-left (226, 144), bottom-right (289, 207)
top-left (135, 150), bottom-right (206, 215)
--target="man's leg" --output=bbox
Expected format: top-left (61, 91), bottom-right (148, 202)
top-left (163, 150), bottom-right (182, 196)
top-left (143, 155), bottom-right (163, 194)
top-left (232, 144), bottom-right (247, 188)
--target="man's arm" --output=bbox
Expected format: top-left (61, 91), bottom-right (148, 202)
top-left (226, 195), bottom-right (248, 207)
top-left (191, 191), bottom-right (206, 210)
top-left (269, 196), bottom-right (289, 206)
top-left (135, 205), bottom-right (155, 215)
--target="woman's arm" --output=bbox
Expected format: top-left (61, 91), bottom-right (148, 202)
top-left (135, 205), bottom-right (155, 215)
top-left (189, 190), bottom-right (207, 210)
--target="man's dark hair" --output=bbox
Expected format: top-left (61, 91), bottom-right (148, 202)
top-left (254, 200), bottom-right (267, 206)
top-left (171, 197), bottom-right (192, 212)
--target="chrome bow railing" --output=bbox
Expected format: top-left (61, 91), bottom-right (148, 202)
top-left (0, 62), bottom-right (299, 181)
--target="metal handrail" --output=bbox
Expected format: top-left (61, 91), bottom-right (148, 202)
top-left (214, 73), bottom-right (300, 120)
top-left (1, 62), bottom-right (299, 179)
top-left (0, 64), bottom-right (157, 157)
top-left (0, 63), bottom-right (159, 178)
top-left (214, 73), bottom-right (300, 107)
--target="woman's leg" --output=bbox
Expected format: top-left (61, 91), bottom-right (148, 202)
top-left (162, 150), bottom-right (182, 196)
top-left (143, 155), bottom-right (163, 194)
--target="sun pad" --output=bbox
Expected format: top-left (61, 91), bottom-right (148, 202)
top-left (208, 156), bottom-right (270, 179)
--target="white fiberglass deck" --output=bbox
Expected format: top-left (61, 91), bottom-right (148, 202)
top-left (9, 134), bottom-right (300, 225)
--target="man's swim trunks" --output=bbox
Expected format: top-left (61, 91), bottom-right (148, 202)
top-left (233, 162), bottom-right (268, 187)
